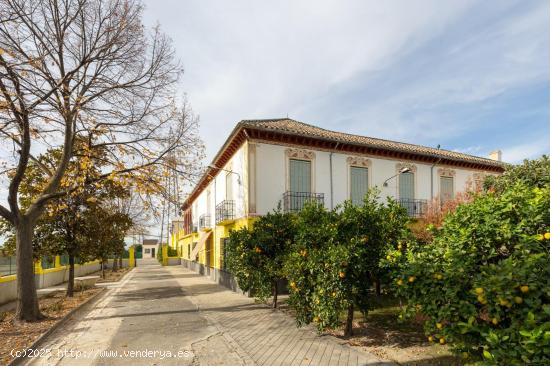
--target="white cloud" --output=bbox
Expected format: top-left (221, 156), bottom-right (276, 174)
top-left (143, 0), bottom-right (550, 162)
top-left (501, 137), bottom-right (550, 163)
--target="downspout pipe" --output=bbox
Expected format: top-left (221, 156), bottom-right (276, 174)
top-left (329, 142), bottom-right (340, 210)
top-left (430, 145), bottom-right (442, 201)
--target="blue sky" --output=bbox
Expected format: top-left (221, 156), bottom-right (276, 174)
top-left (143, 0), bottom-right (550, 163)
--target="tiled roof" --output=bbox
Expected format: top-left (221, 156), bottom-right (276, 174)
top-left (238, 118), bottom-right (505, 168)
top-left (182, 118), bottom-right (504, 209)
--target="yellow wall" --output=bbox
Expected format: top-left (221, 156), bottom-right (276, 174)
top-left (175, 216), bottom-right (257, 269)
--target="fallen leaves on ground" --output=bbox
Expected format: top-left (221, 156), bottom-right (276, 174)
top-left (0, 288), bottom-right (102, 365)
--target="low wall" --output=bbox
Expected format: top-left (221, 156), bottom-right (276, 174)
top-left (180, 258), bottom-right (243, 293)
top-left (0, 259), bottom-right (126, 306)
top-left (37, 262), bottom-right (102, 289)
top-left (0, 277), bottom-right (17, 306)
top-left (103, 259), bottom-right (130, 269)
top-left (166, 257), bottom-right (181, 266)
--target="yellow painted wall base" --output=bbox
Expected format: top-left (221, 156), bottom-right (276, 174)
top-left (176, 216), bottom-right (257, 270)
top-left (129, 247), bottom-right (136, 268)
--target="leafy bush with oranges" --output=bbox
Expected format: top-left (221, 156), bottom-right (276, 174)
top-left (226, 209), bottom-right (296, 307)
top-left (390, 184), bottom-right (550, 365)
top-left (286, 191), bottom-right (410, 336)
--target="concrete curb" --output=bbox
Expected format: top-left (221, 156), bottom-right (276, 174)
top-left (8, 286), bottom-right (109, 366)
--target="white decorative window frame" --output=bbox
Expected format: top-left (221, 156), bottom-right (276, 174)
top-left (438, 168), bottom-right (456, 201)
top-left (438, 167), bottom-right (456, 177)
top-left (396, 162), bottom-right (417, 200)
top-left (347, 156), bottom-right (372, 201)
top-left (285, 148), bottom-right (316, 192)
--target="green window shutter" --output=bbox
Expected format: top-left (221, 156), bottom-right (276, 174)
top-left (399, 172), bottom-right (414, 200)
top-left (440, 176), bottom-right (454, 203)
top-left (350, 166), bottom-right (368, 205)
top-left (289, 159), bottom-right (311, 193)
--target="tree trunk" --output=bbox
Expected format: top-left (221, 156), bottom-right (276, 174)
top-left (66, 254), bottom-right (75, 297)
top-left (272, 281), bottom-right (278, 309)
top-left (15, 218), bottom-right (42, 321)
top-left (112, 257), bottom-right (118, 272)
top-left (101, 260), bottom-right (106, 279)
top-left (375, 278), bottom-right (381, 297)
top-left (118, 257), bottom-right (122, 269)
top-left (344, 303), bottom-right (354, 337)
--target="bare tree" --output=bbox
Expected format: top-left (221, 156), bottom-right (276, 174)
top-left (0, 0), bottom-right (203, 321)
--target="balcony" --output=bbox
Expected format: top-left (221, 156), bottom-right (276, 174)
top-left (199, 214), bottom-right (211, 230)
top-left (282, 191), bottom-right (324, 213)
top-left (216, 200), bottom-right (235, 225)
top-left (399, 198), bottom-right (427, 218)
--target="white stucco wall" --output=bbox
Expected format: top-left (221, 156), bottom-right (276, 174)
top-left (142, 244), bottom-right (158, 258)
top-left (0, 261), bottom-right (103, 305)
top-left (185, 140), bottom-right (495, 220)
top-left (254, 141), bottom-right (492, 215)
top-left (192, 143), bottom-right (248, 226)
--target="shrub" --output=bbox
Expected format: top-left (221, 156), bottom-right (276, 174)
top-left (284, 202), bottom-right (339, 329)
top-left (412, 178), bottom-right (478, 244)
top-left (391, 184), bottom-right (550, 365)
top-left (226, 209), bottom-right (296, 307)
top-left (167, 246), bottom-right (178, 257)
top-left (286, 191), bottom-right (411, 336)
top-left (484, 155), bottom-right (550, 193)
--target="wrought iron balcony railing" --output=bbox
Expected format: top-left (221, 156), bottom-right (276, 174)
top-left (399, 198), bottom-right (427, 218)
top-left (282, 191), bottom-right (324, 213)
top-left (216, 200), bottom-right (235, 225)
top-left (199, 214), bottom-right (211, 229)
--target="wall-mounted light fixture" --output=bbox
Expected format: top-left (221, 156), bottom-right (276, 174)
top-left (383, 167), bottom-right (411, 187)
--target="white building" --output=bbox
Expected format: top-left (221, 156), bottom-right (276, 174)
top-left (142, 239), bottom-right (159, 259)
top-left (174, 119), bottom-right (504, 282)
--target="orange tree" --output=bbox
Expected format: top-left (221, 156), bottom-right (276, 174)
top-left (389, 183), bottom-right (550, 364)
top-left (226, 209), bottom-right (296, 308)
top-left (484, 155), bottom-right (549, 193)
top-left (286, 191), bottom-right (410, 336)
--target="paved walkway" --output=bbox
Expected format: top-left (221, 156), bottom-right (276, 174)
top-left (21, 260), bottom-right (391, 366)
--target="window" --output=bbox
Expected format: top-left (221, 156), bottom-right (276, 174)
top-left (221, 237), bottom-right (229, 271)
top-left (225, 172), bottom-right (233, 200)
top-left (399, 172), bottom-right (415, 200)
top-left (192, 242), bottom-right (198, 261)
top-left (193, 203), bottom-right (198, 230)
top-left (289, 159), bottom-right (311, 193)
top-left (144, 248), bottom-right (150, 254)
top-left (350, 166), bottom-right (368, 205)
top-left (440, 176), bottom-right (454, 203)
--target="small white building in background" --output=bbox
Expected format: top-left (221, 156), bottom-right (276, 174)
top-left (142, 239), bottom-right (159, 259)
top-left (174, 118), bottom-right (505, 283)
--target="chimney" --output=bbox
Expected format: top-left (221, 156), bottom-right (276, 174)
top-left (489, 150), bottom-right (502, 162)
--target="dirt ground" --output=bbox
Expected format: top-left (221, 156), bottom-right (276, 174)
top-left (0, 288), bottom-right (103, 365)
top-left (0, 267), bottom-right (133, 365)
top-left (334, 306), bottom-right (461, 365)
top-left (94, 265), bottom-right (132, 283)
top-left (277, 294), bottom-right (462, 366)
